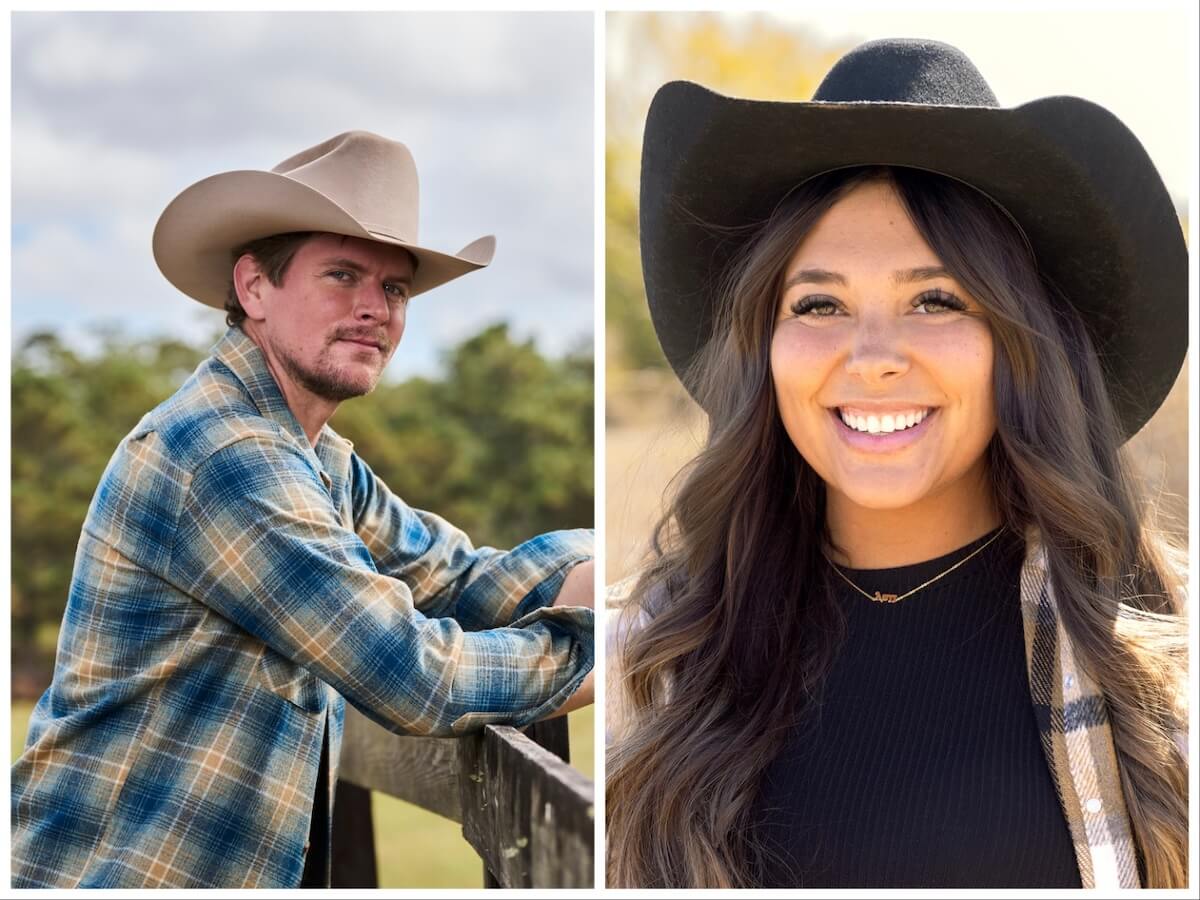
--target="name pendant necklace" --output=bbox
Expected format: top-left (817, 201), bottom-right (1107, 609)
top-left (824, 528), bottom-right (1004, 603)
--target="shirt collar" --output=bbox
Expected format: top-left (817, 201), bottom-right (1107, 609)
top-left (315, 424), bottom-right (354, 492)
top-left (210, 327), bottom-right (353, 490)
top-left (210, 327), bottom-right (307, 442)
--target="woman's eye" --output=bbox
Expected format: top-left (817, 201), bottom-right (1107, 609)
top-left (912, 289), bottom-right (967, 314)
top-left (789, 295), bottom-right (841, 317)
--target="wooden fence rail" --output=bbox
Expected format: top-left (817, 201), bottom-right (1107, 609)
top-left (330, 705), bottom-right (594, 888)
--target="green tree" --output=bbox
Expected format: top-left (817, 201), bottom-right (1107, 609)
top-left (331, 323), bottom-right (593, 548)
top-left (11, 332), bottom-right (211, 691)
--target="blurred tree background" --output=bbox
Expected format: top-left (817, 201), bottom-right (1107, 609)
top-left (606, 12), bottom-right (845, 387)
top-left (11, 324), bottom-right (593, 696)
top-left (606, 12), bottom-right (855, 577)
top-left (604, 11), bottom-right (1189, 582)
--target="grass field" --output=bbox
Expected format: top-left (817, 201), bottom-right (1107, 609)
top-left (11, 701), bottom-right (594, 889)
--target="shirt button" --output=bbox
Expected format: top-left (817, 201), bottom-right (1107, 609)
top-left (1065, 673), bottom-right (1075, 689)
top-left (1085, 798), bottom-right (1102, 814)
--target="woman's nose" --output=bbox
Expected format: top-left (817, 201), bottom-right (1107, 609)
top-left (843, 319), bottom-right (909, 384)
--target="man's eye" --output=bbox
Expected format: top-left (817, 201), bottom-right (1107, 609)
top-left (328, 270), bottom-right (353, 282)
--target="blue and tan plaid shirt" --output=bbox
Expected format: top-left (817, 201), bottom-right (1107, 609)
top-left (11, 327), bottom-right (594, 889)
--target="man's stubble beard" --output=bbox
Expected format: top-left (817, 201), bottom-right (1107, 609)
top-left (278, 341), bottom-right (382, 403)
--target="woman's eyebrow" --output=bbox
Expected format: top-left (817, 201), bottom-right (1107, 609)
top-left (782, 268), bottom-right (846, 289)
top-left (893, 265), bottom-right (952, 284)
top-left (782, 265), bottom-right (953, 290)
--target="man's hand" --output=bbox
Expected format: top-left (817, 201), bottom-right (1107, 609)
top-left (553, 559), bottom-right (594, 609)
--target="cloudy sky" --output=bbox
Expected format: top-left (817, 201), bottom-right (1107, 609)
top-left (11, 11), bottom-right (594, 377)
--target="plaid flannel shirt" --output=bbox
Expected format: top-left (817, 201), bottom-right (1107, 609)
top-left (11, 327), bottom-right (594, 889)
top-left (607, 528), bottom-right (1143, 889)
top-left (1018, 529), bottom-right (1140, 888)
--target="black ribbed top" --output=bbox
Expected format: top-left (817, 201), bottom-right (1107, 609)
top-left (749, 527), bottom-right (1081, 888)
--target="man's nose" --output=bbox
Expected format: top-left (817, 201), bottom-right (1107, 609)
top-left (353, 283), bottom-right (391, 321)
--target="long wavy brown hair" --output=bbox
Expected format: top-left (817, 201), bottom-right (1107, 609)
top-left (606, 166), bottom-right (1188, 888)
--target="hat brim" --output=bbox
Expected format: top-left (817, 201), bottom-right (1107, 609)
top-left (640, 81), bottom-right (1187, 441)
top-left (153, 170), bottom-right (495, 309)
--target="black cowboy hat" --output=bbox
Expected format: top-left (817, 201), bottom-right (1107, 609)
top-left (639, 38), bottom-right (1187, 441)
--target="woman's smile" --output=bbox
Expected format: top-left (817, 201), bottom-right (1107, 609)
top-left (830, 405), bottom-right (939, 452)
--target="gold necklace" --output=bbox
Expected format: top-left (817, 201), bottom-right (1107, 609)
top-left (824, 528), bottom-right (1005, 604)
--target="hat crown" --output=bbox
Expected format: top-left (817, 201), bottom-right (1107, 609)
top-left (271, 130), bottom-right (419, 243)
top-left (813, 38), bottom-right (998, 107)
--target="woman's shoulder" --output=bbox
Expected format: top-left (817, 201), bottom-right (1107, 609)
top-left (606, 573), bottom-right (655, 658)
top-left (606, 571), bottom-right (667, 746)
top-left (606, 574), bottom-right (641, 608)
top-left (607, 570), bottom-right (674, 647)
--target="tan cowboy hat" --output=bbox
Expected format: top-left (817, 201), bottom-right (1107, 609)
top-left (152, 130), bottom-right (496, 308)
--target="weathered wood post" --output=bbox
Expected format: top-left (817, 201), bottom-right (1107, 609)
top-left (459, 720), bottom-right (593, 889)
top-left (476, 718), bottom-right (571, 887)
top-left (331, 707), bottom-right (593, 889)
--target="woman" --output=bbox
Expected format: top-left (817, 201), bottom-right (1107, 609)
top-left (607, 39), bottom-right (1187, 889)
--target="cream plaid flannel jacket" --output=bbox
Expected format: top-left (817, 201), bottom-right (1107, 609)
top-left (1018, 530), bottom-right (1140, 888)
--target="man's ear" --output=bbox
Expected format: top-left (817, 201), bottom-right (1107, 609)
top-left (233, 254), bottom-right (269, 322)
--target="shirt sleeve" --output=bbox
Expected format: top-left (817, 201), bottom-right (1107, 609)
top-left (348, 451), bottom-right (592, 631)
top-left (167, 435), bottom-right (594, 737)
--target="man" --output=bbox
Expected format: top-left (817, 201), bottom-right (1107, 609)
top-left (11, 132), bottom-right (595, 889)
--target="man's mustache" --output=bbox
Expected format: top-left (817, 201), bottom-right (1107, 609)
top-left (332, 329), bottom-right (391, 353)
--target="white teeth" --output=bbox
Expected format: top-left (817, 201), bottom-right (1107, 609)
top-left (838, 408), bottom-right (931, 434)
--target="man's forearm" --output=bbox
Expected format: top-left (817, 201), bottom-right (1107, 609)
top-left (553, 559), bottom-right (594, 609)
top-left (543, 559), bottom-right (595, 717)
top-left (543, 669), bottom-right (594, 718)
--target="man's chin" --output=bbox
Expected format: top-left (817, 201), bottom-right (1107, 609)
top-left (297, 369), bottom-right (380, 403)
top-left (321, 379), bottom-right (378, 402)
top-left (319, 385), bottom-right (372, 402)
